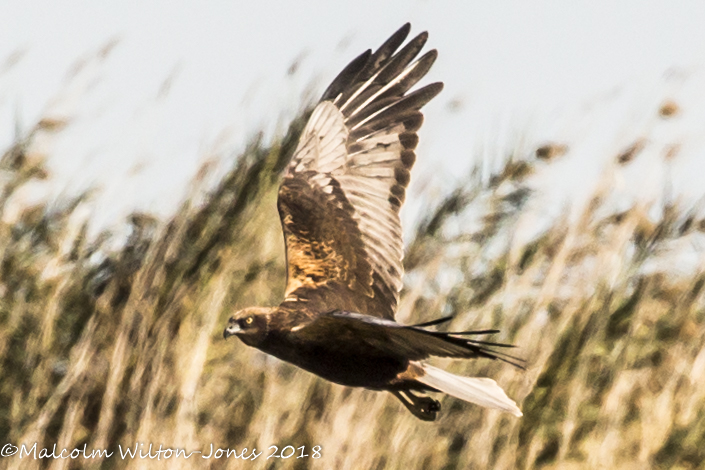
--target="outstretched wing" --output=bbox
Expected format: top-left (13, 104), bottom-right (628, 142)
top-left (290, 311), bottom-right (524, 367)
top-left (278, 23), bottom-right (442, 319)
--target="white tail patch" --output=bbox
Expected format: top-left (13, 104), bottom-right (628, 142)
top-left (416, 363), bottom-right (523, 417)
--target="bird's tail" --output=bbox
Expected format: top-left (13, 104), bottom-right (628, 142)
top-left (415, 363), bottom-right (523, 417)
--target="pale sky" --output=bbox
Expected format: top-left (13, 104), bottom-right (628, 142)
top-left (2, 1), bottom-right (705, 238)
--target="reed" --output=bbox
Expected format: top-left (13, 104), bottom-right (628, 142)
top-left (1, 97), bottom-right (703, 470)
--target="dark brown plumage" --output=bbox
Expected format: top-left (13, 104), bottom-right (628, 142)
top-left (224, 24), bottom-right (523, 421)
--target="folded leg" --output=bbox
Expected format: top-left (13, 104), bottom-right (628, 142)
top-left (391, 390), bottom-right (441, 421)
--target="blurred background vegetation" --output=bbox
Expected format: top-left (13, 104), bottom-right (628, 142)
top-left (1, 90), bottom-right (705, 470)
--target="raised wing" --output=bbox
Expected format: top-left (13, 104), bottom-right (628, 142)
top-left (278, 23), bottom-right (442, 319)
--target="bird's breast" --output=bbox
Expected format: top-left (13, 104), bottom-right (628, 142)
top-left (257, 333), bottom-right (408, 389)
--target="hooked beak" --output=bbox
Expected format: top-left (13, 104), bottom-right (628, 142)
top-left (223, 323), bottom-right (241, 339)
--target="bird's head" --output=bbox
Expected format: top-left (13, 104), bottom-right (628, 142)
top-left (223, 307), bottom-right (274, 346)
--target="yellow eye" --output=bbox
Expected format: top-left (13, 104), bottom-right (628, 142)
top-left (245, 316), bottom-right (254, 325)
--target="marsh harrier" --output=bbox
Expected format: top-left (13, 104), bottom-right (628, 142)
top-left (224, 24), bottom-right (522, 421)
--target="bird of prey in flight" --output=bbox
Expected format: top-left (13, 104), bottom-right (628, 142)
top-left (224, 23), bottom-right (523, 421)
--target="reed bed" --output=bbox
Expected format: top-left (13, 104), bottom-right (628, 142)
top-left (1, 96), bottom-right (704, 470)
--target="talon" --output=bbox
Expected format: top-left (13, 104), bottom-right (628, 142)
top-left (392, 390), bottom-right (441, 421)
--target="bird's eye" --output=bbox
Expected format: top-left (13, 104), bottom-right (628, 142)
top-left (245, 316), bottom-right (254, 325)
